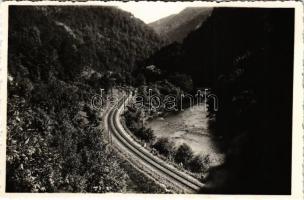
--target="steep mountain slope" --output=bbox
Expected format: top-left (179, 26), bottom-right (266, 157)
top-left (6, 6), bottom-right (163, 192)
top-left (149, 7), bottom-right (213, 43)
top-left (146, 8), bottom-right (294, 194)
top-left (9, 6), bottom-right (163, 81)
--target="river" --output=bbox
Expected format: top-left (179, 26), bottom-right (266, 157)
top-left (146, 103), bottom-right (225, 167)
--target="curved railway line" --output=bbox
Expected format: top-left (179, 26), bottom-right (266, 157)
top-left (104, 97), bottom-right (205, 193)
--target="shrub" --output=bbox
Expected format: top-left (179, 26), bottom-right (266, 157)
top-left (174, 143), bottom-right (194, 166)
top-left (134, 127), bottom-right (155, 143)
top-left (153, 137), bottom-right (175, 158)
top-left (188, 155), bottom-right (205, 173)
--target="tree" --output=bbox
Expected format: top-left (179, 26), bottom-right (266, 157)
top-left (135, 127), bottom-right (155, 143)
top-left (153, 137), bottom-right (175, 157)
top-left (188, 155), bottom-right (205, 173)
top-left (174, 143), bottom-right (193, 165)
top-left (142, 128), bottom-right (155, 142)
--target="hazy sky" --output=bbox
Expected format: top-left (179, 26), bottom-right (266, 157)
top-left (101, 2), bottom-right (210, 24)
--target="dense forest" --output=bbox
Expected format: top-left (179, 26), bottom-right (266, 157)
top-left (146, 8), bottom-right (294, 194)
top-left (6, 6), bottom-right (163, 192)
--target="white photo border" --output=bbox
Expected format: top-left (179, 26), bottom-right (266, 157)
top-left (0, 1), bottom-right (302, 199)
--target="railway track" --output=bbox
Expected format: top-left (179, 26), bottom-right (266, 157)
top-left (105, 97), bottom-right (205, 193)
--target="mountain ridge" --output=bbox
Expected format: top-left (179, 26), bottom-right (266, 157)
top-left (149, 7), bottom-right (213, 43)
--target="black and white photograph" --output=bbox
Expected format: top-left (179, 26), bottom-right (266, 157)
top-left (0, 1), bottom-right (303, 197)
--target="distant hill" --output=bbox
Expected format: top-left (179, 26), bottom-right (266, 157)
top-left (149, 7), bottom-right (213, 43)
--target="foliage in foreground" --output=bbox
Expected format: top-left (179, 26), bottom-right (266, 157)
top-left (6, 79), bottom-right (128, 192)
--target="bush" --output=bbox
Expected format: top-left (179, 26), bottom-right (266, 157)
top-left (153, 137), bottom-right (175, 158)
top-left (174, 143), bottom-right (194, 166)
top-left (134, 127), bottom-right (155, 143)
top-left (188, 155), bottom-right (205, 173)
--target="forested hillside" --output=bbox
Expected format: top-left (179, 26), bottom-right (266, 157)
top-left (147, 8), bottom-right (294, 194)
top-left (9, 6), bottom-right (163, 81)
top-left (6, 6), bottom-right (163, 192)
